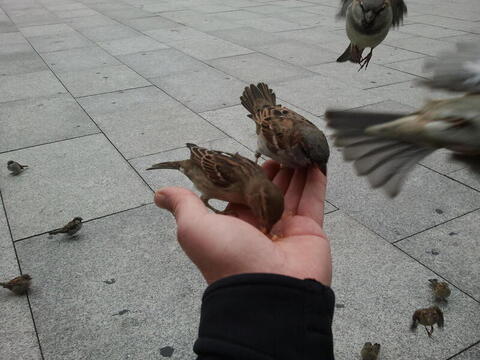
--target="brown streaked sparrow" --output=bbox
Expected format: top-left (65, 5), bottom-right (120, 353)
top-left (429, 279), bottom-right (451, 303)
top-left (49, 217), bottom-right (83, 236)
top-left (1, 274), bottom-right (32, 295)
top-left (411, 306), bottom-right (444, 337)
top-left (361, 342), bottom-right (381, 360)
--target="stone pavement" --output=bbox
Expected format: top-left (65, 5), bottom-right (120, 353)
top-left (0, 0), bottom-right (479, 358)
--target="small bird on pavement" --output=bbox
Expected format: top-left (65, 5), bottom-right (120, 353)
top-left (147, 143), bottom-right (284, 234)
top-left (429, 279), bottom-right (451, 303)
top-left (240, 83), bottom-right (330, 174)
top-left (7, 160), bottom-right (28, 175)
top-left (411, 306), bottom-right (444, 337)
top-left (336, 0), bottom-right (407, 70)
top-left (49, 217), bottom-right (83, 237)
top-left (0, 274), bottom-right (32, 295)
top-left (361, 342), bottom-right (381, 360)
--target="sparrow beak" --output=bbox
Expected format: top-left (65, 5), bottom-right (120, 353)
top-left (363, 11), bottom-right (375, 25)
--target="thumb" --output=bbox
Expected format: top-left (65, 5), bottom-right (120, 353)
top-left (154, 187), bottom-right (209, 225)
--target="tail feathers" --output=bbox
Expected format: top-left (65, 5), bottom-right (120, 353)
top-left (325, 110), bottom-right (408, 130)
top-left (146, 161), bottom-right (183, 171)
top-left (337, 43), bottom-right (352, 62)
top-left (48, 229), bottom-right (62, 235)
top-left (20, 164), bottom-right (28, 168)
top-left (240, 83), bottom-right (276, 115)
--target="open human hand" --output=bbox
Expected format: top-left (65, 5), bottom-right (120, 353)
top-left (154, 160), bottom-right (332, 286)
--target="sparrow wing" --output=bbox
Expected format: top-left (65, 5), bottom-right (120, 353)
top-left (391, 0), bottom-right (408, 27)
top-left (434, 307), bottom-right (445, 328)
top-left (337, 0), bottom-right (353, 18)
top-left (422, 42), bottom-right (480, 93)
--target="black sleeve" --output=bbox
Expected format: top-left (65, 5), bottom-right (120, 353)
top-left (194, 273), bottom-right (335, 360)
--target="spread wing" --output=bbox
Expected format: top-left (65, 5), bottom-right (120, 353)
top-left (422, 42), bottom-right (480, 93)
top-left (337, 0), bottom-right (353, 18)
top-left (391, 0), bottom-right (407, 27)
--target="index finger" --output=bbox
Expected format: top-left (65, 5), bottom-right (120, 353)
top-left (297, 166), bottom-right (327, 226)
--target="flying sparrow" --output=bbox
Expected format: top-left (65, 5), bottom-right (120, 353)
top-left (336, 0), bottom-right (407, 70)
top-left (7, 160), bottom-right (28, 175)
top-left (147, 143), bottom-right (284, 234)
top-left (361, 342), bottom-right (381, 360)
top-left (429, 279), bottom-right (451, 303)
top-left (1, 274), bottom-right (32, 295)
top-left (240, 83), bottom-right (330, 174)
top-left (411, 306), bottom-right (444, 337)
top-left (49, 217), bottom-right (83, 236)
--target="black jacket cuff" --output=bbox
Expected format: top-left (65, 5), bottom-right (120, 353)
top-left (194, 273), bottom-right (335, 360)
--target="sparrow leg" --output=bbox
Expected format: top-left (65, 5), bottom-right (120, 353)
top-left (254, 152), bottom-right (262, 164)
top-left (201, 196), bottom-right (222, 214)
top-left (358, 49), bottom-right (373, 71)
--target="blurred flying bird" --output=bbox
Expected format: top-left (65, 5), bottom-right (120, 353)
top-left (411, 306), bottom-right (444, 337)
top-left (7, 160), bottom-right (28, 175)
top-left (241, 83), bottom-right (330, 174)
top-left (361, 342), bottom-right (381, 360)
top-left (429, 279), bottom-right (451, 303)
top-left (0, 274), bottom-right (32, 295)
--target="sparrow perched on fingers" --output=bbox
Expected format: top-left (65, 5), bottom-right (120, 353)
top-left (411, 306), bottom-right (444, 337)
top-left (7, 160), bottom-right (28, 175)
top-left (147, 143), bottom-right (284, 233)
top-left (1, 274), bottom-right (32, 295)
top-left (361, 342), bottom-right (381, 360)
top-left (49, 217), bottom-right (83, 236)
top-left (240, 83), bottom-right (330, 175)
top-left (429, 279), bottom-right (451, 303)
top-left (336, 0), bottom-right (407, 70)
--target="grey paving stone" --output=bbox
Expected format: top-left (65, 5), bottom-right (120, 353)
top-left (159, 10), bottom-right (240, 32)
top-left (77, 23), bottom-right (142, 42)
top-left (325, 211), bottom-right (480, 360)
top-left (0, 70), bottom-right (66, 103)
top-left (15, 204), bottom-right (203, 360)
top-left (254, 40), bottom-right (338, 66)
top-left (453, 344), bottom-right (480, 360)
top-left (208, 52), bottom-right (313, 84)
top-left (53, 8), bottom-right (100, 19)
top-left (41, 46), bottom-right (120, 72)
top-left (0, 50), bottom-right (47, 76)
top-left (118, 48), bottom-right (206, 79)
top-left (397, 210), bottom-right (480, 300)
top-left (234, 15), bottom-right (306, 32)
top-left (0, 134), bottom-right (152, 240)
top-left (208, 26), bottom-right (288, 47)
top-left (28, 32), bottom-right (93, 53)
top-left (308, 62), bottom-right (415, 89)
top-left (98, 36), bottom-right (169, 56)
top-left (121, 16), bottom-right (182, 31)
top-left (420, 150), bottom-right (469, 175)
top-left (169, 35), bottom-right (253, 60)
top-left (0, 94), bottom-right (98, 153)
top-left (56, 64), bottom-right (150, 97)
top-left (19, 23), bottom-right (75, 37)
top-left (382, 57), bottom-right (433, 78)
top-left (151, 66), bottom-right (247, 112)
top-left (449, 167), bottom-right (480, 191)
top-left (0, 208), bottom-right (42, 360)
top-left (0, 31), bottom-right (29, 46)
top-left (279, 25), bottom-right (348, 45)
top-left (78, 86), bottom-right (225, 159)
top-left (103, 8), bottom-right (154, 21)
top-left (8, 8), bottom-right (59, 27)
top-left (398, 23), bottom-right (466, 39)
top-left (144, 26), bottom-right (208, 43)
top-left (65, 14), bottom-right (118, 30)
top-left (409, 14), bottom-right (480, 34)
top-left (387, 36), bottom-right (455, 57)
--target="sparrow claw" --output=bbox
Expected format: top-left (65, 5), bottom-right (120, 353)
top-left (254, 152), bottom-right (262, 164)
top-left (358, 49), bottom-right (373, 71)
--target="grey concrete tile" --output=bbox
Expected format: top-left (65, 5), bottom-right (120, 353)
top-left (274, 10), bottom-right (336, 28)
top-left (409, 14), bottom-right (480, 34)
top-left (0, 39), bottom-right (35, 56)
top-left (103, 8), bottom-right (154, 20)
top-left (151, 66), bottom-right (247, 112)
top-left (56, 64), bottom-right (150, 97)
top-left (0, 94), bottom-right (98, 152)
top-left (77, 24), bottom-right (142, 42)
top-left (0, 134), bottom-right (152, 239)
top-left (0, 19), bottom-right (17, 33)
top-left (382, 57), bottom-right (433, 78)
top-left (41, 46), bottom-right (120, 72)
top-left (254, 40), bottom-right (338, 66)
top-left (279, 26), bottom-right (350, 45)
top-left (0, 50), bottom-right (47, 76)
top-left (159, 10), bottom-right (240, 32)
top-left (440, 33), bottom-right (480, 44)
top-left (387, 36), bottom-right (455, 57)
top-left (0, 70), bottom-right (66, 103)
top-left (0, 31), bottom-right (29, 45)
top-left (98, 36), bottom-right (169, 56)
top-left (118, 48), bottom-right (206, 79)
top-left (208, 10), bottom-right (266, 22)
top-left (65, 15), bottom-right (118, 30)
top-left (169, 35), bottom-right (253, 60)
top-left (208, 52), bottom-right (313, 84)
top-left (397, 210), bottom-right (480, 300)
top-left (208, 26), bottom-right (288, 47)
top-left (453, 345), bottom-right (480, 360)
top-left (273, 75), bottom-right (385, 115)
top-left (308, 62), bottom-right (416, 89)
top-left (130, 138), bottom-right (252, 193)
top-left (121, 16), bottom-right (181, 31)
top-left (8, 8), bottom-right (60, 26)
top-left (15, 204), bottom-right (203, 360)
top-left (399, 23), bottom-right (467, 39)
top-left (326, 211), bottom-right (480, 360)
top-left (53, 8), bottom-right (100, 19)
top-left (420, 150), bottom-right (468, 175)
top-left (28, 32), bottom-right (93, 53)
top-left (44, 3), bottom-right (88, 12)
top-left (144, 26), bottom-right (208, 43)
top-left (78, 86), bottom-right (225, 159)
top-left (19, 23), bottom-right (75, 37)
top-left (0, 208), bottom-right (42, 360)
top-left (234, 15), bottom-right (306, 32)
top-left (449, 167), bottom-right (480, 191)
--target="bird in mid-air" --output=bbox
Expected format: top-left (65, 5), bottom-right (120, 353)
top-left (325, 42), bottom-right (480, 197)
top-left (147, 143), bottom-right (284, 234)
top-left (336, 0), bottom-right (407, 70)
top-left (411, 306), bottom-right (444, 337)
top-left (7, 160), bottom-right (28, 175)
top-left (429, 279), bottom-right (451, 303)
top-left (0, 274), bottom-right (32, 295)
top-left (241, 83), bottom-right (330, 174)
top-left (361, 342), bottom-right (381, 360)
top-left (49, 217), bottom-right (83, 237)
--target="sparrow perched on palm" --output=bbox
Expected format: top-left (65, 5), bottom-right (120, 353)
top-left (240, 83), bottom-right (330, 175)
top-left (429, 279), bottom-right (451, 303)
top-left (0, 274), bottom-right (32, 295)
top-left (7, 160), bottom-right (28, 175)
top-left (147, 143), bottom-right (284, 234)
top-left (411, 306), bottom-right (444, 337)
top-left (361, 342), bottom-right (381, 360)
top-left (49, 217), bottom-right (83, 236)
top-left (336, 0), bottom-right (407, 70)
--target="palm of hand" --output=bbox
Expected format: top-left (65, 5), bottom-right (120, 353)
top-left (156, 161), bottom-right (332, 286)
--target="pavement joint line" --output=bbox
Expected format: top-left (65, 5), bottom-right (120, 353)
top-left (74, 84), bottom-right (154, 99)
top-left (446, 340), bottom-right (480, 360)
top-left (362, 78), bottom-right (416, 91)
top-left (420, 163), bottom-right (480, 194)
